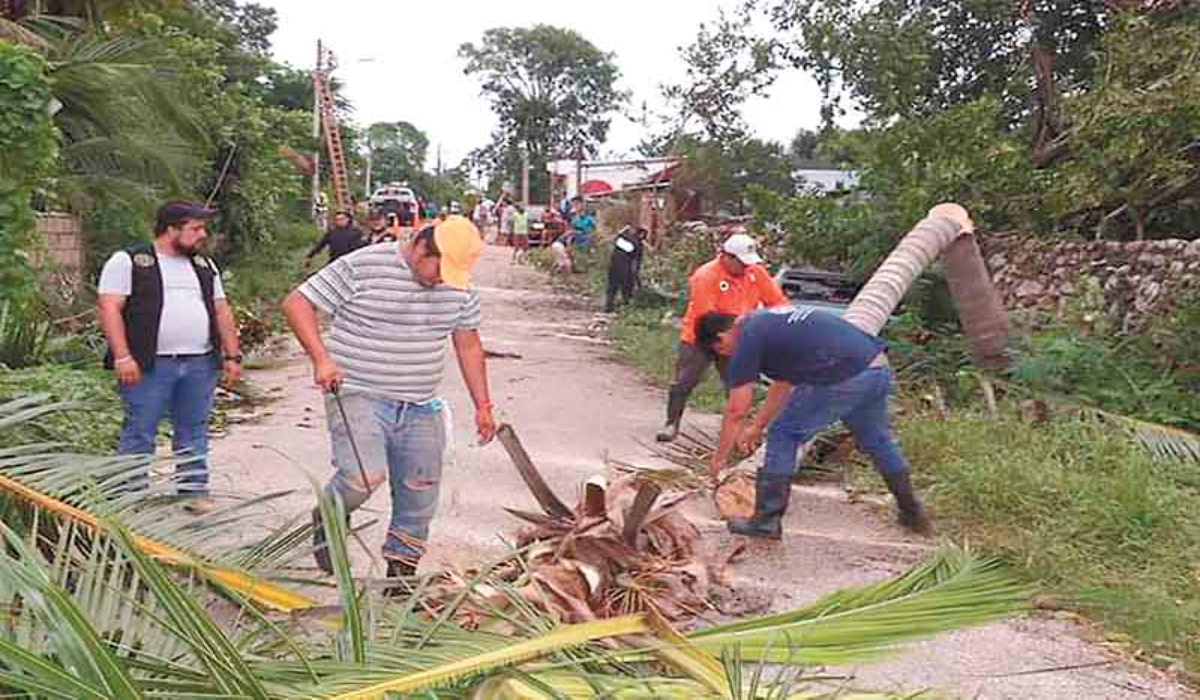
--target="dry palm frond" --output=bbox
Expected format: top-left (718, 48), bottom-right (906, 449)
top-left (1080, 407), bottom-right (1200, 463)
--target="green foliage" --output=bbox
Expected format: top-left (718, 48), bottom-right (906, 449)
top-left (748, 185), bottom-right (878, 273)
top-left (366, 120), bottom-right (429, 186)
top-left (658, 3), bottom-right (778, 143)
top-left (220, 216), bottom-right (316, 342)
top-left (1047, 12), bottom-right (1200, 238)
top-left (899, 415), bottom-right (1200, 668)
top-left (0, 41), bottom-right (57, 307)
top-left (672, 136), bottom-right (797, 216)
top-left (750, 99), bottom-right (1049, 272)
top-left (0, 298), bottom-right (52, 370)
top-left (460, 25), bottom-right (625, 201)
top-left (764, 0), bottom-right (1106, 128)
top-left (0, 365), bottom-right (119, 451)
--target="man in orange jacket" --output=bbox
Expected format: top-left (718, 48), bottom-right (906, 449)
top-left (656, 233), bottom-right (788, 442)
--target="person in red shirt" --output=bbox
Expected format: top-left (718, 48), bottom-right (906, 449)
top-left (656, 233), bottom-right (788, 442)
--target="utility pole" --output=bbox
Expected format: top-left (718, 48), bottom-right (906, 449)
top-left (436, 143), bottom-right (443, 178)
top-left (574, 140), bottom-right (584, 201)
top-left (310, 38), bottom-right (323, 226)
top-left (521, 148), bottom-right (530, 206)
top-left (363, 147), bottom-right (372, 202)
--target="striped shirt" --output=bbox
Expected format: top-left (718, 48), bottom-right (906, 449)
top-left (297, 243), bottom-right (482, 401)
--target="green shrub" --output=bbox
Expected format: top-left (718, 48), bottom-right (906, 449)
top-left (0, 298), bottom-right (52, 370)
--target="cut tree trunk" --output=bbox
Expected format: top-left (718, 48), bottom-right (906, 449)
top-left (843, 203), bottom-right (1012, 371)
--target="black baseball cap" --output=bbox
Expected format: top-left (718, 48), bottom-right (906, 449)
top-left (155, 201), bottom-right (217, 233)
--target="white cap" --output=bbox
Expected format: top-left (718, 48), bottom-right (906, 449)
top-left (721, 233), bottom-right (764, 265)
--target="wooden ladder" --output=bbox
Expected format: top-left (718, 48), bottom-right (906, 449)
top-left (313, 69), bottom-right (352, 212)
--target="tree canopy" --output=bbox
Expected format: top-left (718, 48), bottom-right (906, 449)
top-left (459, 24), bottom-right (625, 199)
top-left (366, 121), bottom-right (429, 187)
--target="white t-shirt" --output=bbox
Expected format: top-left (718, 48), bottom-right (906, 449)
top-left (98, 250), bottom-right (226, 355)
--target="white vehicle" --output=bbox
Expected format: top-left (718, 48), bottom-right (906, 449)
top-left (369, 182), bottom-right (417, 209)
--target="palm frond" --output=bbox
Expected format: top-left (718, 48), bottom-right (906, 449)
top-left (1081, 407), bottom-right (1200, 463)
top-left (110, 523), bottom-right (272, 699)
top-left (687, 547), bottom-right (1027, 665)
top-left (0, 521), bottom-right (141, 699)
top-left (0, 396), bottom-right (318, 611)
top-left (329, 615), bottom-right (654, 699)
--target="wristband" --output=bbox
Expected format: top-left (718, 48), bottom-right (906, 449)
top-left (224, 354), bottom-right (243, 363)
top-left (476, 401), bottom-right (494, 412)
top-left (114, 356), bottom-right (135, 366)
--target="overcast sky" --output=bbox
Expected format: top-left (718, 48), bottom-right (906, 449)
top-left (260, 0), bottom-right (834, 169)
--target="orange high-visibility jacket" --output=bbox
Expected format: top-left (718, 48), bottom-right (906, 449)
top-left (678, 257), bottom-right (788, 349)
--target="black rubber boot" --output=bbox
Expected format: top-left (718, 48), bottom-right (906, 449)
top-left (311, 507), bottom-right (350, 575)
top-left (656, 389), bottom-right (688, 442)
top-left (384, 559), bottom-right (418, 598)
top-left (881, 470), bottom-right (932, 535)
top-left (727, 472), bottom-right (793, 540)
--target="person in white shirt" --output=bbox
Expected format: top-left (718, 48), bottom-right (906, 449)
top-left (95, 201), bottom-right (242, 514)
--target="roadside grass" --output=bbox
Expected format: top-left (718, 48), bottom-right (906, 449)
top-left (609, 305), bottom-right (725, 413)
top-left (604, 295), bottom-right (1200, 672)
top-left (894, 413), bottom-right (1200, 671)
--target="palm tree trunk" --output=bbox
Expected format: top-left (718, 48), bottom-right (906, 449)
top-left (845, 203), bottom-right (1011, 370)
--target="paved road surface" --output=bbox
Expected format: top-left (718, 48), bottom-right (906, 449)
top-left (210, 245), bottom-right (1192, 699)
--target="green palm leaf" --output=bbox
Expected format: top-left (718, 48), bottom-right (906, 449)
top-left (0, 522), bottom-right (141, 699)
top-left (109, 523), bottom-right (272, 699)
top-left (689, 547), bottom-right (1028, 665)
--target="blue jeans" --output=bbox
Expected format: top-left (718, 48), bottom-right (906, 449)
top-left (324, 391), bottom-right (446, 566)
top-left (763, 367), bottom-right (908, 480)
top-left (117, 354), bottom-right (220, 495)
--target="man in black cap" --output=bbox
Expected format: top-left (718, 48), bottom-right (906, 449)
top-left (96, 201), bottom-right (243, 514)
top-left (366, 210), bottom-right (396, 245)
top-left (306, 210), bottom-right (364, 266)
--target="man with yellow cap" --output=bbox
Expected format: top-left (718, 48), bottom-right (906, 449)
top-left (282, 215), bottom-right (494, 588)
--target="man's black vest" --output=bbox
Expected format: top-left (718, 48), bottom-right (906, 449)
top-left (103, 243), bottom-right (220, 371)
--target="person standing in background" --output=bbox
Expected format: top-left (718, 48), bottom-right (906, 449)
top-left (604, 225), bottom-right (644, 312)
top-left (96, 201), bottom-right (243, 515)
top-left (570, 200), bottom-right (596, 252)
top-left (656, 233), bottom-right (787, 443)
top-left (510, 204), bottom-right (530, 264)
top-left (306, 210), bottom-right (364, 267)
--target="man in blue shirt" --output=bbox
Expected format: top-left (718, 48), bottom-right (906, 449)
top-left (701, 307), bottom-right (929, 539)
top-left (570, 202), bottom-right (596, 251)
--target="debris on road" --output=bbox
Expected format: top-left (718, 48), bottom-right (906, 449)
top-left (414, 424), bottom-right (749, 627)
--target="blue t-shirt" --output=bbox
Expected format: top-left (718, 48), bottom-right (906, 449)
top-left (572, 214), bottom-right (596, 234)
top-left (726, 307), bottom-right (886, 388)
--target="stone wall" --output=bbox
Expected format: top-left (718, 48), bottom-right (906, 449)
top-left (981, 233), bottom-right (1200, 332)
top-left (31, 213), bottom-right (87, 290)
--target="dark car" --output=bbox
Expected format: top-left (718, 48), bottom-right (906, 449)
top-left (773, 266), bottom-right (862, 316)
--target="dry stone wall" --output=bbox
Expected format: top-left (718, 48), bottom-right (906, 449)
top-left (980, 232), bottom-right (1200, 332)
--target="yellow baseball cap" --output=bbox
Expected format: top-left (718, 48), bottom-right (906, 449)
top-left (433, 215), bottom-right (483, 289)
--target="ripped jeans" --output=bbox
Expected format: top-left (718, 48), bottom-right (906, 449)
top-left (324, 390), bottom-right (447, 566)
